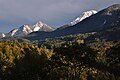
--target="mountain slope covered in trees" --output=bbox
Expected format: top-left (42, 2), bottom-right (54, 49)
top-left (0, 40), bottom-right (120, 80)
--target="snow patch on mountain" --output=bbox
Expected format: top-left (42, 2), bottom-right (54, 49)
top-left (8, 28), bottom-right (18, 37)
top-left (33, 26), bottom-right (40, 31)
top-left (0, 33), bottom-right (6, 38)
top-left (70, 10), bottom-right (97, 25)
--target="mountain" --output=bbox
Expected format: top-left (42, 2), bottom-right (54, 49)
top-left (70, 10), bottom-right (97, 25)
top-left (57, 10), bottom-right (97, 31)
top-left (26, 4), bottom-right (120, 40)
top-left (32, 21), bottom-right (54, 32)
top-left (61, 4), bottom-right (120, 34)
top-left (6, 21), bottom-right (54, 37)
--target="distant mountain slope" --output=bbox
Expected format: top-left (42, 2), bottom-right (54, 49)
top-left (26, 4), bottom-right (120, 40)
top-left (86, 24), bottom-right (120, 41)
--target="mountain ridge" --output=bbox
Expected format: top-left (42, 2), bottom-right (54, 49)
top-left (26, 4), bottom-right (120, 40)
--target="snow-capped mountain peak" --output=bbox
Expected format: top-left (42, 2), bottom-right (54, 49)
top-left (33, 21), bottom-right (54, 32)
top-left (33, 21), bottom-right (44, 31)
top-left (35, 21), bottom-right (44, 27)
top-left (81, 10), bottom-right (97, 21)
top-left (71, 10), bottom-right (97, 25)
top-left (6, 21), bottom-right (54, 37)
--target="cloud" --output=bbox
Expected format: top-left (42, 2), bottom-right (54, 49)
top-left (0, 0), bottom-right (120, 32)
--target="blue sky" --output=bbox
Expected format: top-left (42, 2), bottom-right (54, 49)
top-left (0, 0), bottom-right (120, 32)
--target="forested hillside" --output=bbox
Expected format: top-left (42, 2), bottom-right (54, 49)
top-left (0, 40), bottom-right (120, 80)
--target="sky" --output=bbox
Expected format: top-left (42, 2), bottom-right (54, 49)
top-left (0, 0), bottom-right (120, 32)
